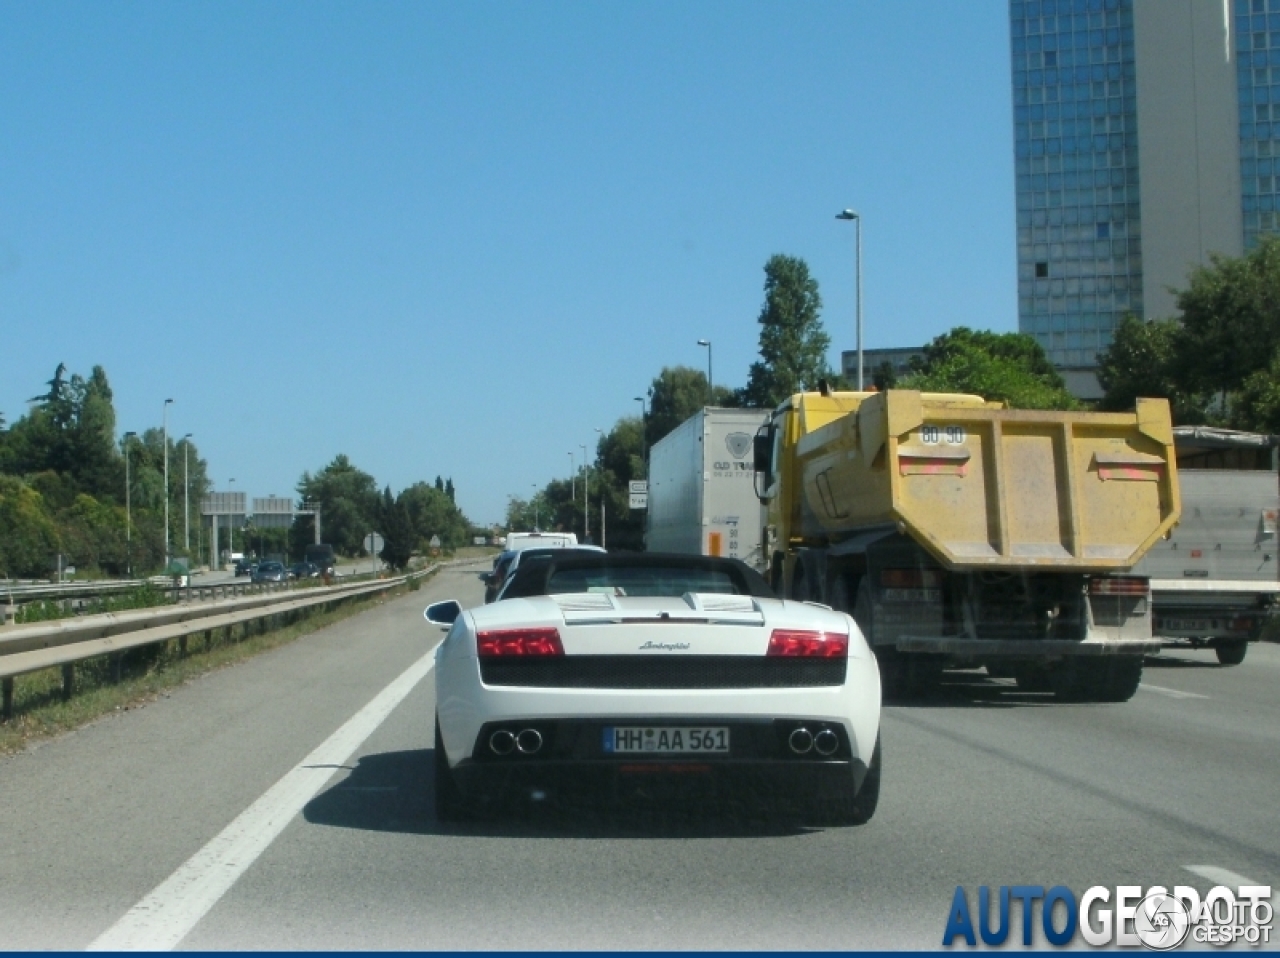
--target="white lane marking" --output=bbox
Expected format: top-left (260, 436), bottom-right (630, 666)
top-left (88, 649), bottom-right (437, 952)
top-left (1140, 683), bottom-right (1210, 700)
top-left (1184, 865), bottom-right (1278, 910)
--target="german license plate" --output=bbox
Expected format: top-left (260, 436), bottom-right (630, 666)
top-left (603, 726), bottom-right (729, 754)
top-left (1161, 617), bottom-right (1214, 632)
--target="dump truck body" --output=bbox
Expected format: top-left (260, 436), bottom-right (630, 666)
top-left (756, 389), bottom-right (1180, 701)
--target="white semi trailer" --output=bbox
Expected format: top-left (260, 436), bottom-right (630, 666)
top-left (646, 407), bottom-right (769, 570)
top-left (1130, 426), bottom-right (1280, 666)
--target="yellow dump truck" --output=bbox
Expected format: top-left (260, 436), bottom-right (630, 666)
top-left (753, 388), bottom-right (1181, 701)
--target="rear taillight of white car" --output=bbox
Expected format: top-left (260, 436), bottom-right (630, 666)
top-left (477, 627), bottom-right (565, 657)
top-left (766, 629), bottom-right (849, 658)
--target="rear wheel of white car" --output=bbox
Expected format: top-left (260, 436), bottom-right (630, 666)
top-left (811, 734), bottom-right (881, 826)
top-left (434, 720), bottom-right (469, 823)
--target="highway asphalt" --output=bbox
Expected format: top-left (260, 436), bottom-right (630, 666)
top-left (0, 560), bottom-right (1276, 949)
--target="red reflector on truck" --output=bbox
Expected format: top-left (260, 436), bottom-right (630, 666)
top-left (1088, 576), bottom-right (1149, 596)
top-left (477, 628), bottom-right (565, 657)
top-left (766, 629), bottom-right (849, 658)
top-left (879, 568), bottom-right (943, 589)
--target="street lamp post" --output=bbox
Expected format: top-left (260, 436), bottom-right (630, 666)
top-left (697, 339), bottom-right (713, 405)
top-left (228, 478), bottom-right (236, 559)
top-left (579, 443), bottom-right (589, 542)
top-left (634, 396), bottom-right (647, 476)
top-left (182, 433), bottom-right (192, 553)
top-left (836, 209), bottom-right (864, 390)
top-left (162, 398), bottom-right (174, 569)
top-left (123, 432), bottom-right (137, 577)
top-left (592, 428), bottom-right (603, 544)
top-left (531, 484), bottom-right (540, 530)
top-left (568, 451), bottom-right (575, 502)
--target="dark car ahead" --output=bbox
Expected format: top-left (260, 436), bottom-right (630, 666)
top-left (234, 558), bottom-right (256, 577)
top-left (289, 561), bottom-right (320, 579)
top-left (481, 546), bottom-right (607, 603)
top-left (252, 561), bottom-right (288, 584)
top-left (479, 551), bottom-right (517, 604)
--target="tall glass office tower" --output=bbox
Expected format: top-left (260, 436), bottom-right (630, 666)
top-left (1011, 1), bottom-right (1248, 393)
top-left (1011, 0), bottom-right (1141, 372)
top-left (1238, 0), bottom-right (1280, 248)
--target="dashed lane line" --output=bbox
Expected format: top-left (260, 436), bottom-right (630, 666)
top-left (1184, 865), bottom-right (1277, 909)
top-left (1140, 683), bottom-right (1210, 700)
top-left (87, 648), bottom-right (438, 951)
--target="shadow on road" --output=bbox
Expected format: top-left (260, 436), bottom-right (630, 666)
top-left (1142, 653), bottom-right (1226, 670)
top-left (884, 670), bottom-right (1058, 709)
top-left (303, 749), bottom-right (818, 839)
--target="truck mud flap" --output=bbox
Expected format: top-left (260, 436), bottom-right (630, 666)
top-left (892, 637), bottom-right (1161, 657)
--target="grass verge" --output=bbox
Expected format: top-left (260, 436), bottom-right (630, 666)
top-left (0, 572), bottom-right (431, 756)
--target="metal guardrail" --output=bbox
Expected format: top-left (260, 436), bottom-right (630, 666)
top-left (0, 568), bottom-right (434, 720)
top-left (1, 572), bottom-right (380, 615)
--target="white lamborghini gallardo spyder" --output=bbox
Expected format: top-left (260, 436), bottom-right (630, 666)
top-left (425, 552), bottom-right (881, 823)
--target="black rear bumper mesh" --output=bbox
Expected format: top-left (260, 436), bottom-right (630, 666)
top-left (479, 655), bottom-right (847, 689)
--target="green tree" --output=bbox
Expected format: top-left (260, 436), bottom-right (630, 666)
top-left (295, 455), bottom-right (380, 556)
top-left (1174, 236), bottom-right (1280, 400)
top-left (645, 366), bottom-right (733, 449)
top-left (400, 481), bottom-right (470, 551)
top-left (739, 254), bottom-right (832, 408)
top-left (871, 360), bottom-right (898, 392)
top-left (1232, 350), bottom-right (1280, 433)
top-left (901, 327), bottom-right (1079, 410)
top-left (0, 476), bottom-right (61, 578)
top-left (378, 487), bottom-right (415, 571)
top-left (1096, 316), bottom-right (1195, 416)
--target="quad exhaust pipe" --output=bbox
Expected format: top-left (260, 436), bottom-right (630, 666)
top-left (489, 728), bottom-right (544, 756)
top-left (788, 727), bottom-right (814, 754)
top-left (814, 729), bottom-right (839, 756)
top-left (516, 728), bottom-right (543, 754)
top-left (788, 726), bottom-right (840, 756)
top-left (489, 730), bottom-right (516, 755)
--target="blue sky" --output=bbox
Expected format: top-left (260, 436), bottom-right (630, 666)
top-left (1, 2), bottom-right (1016, 525)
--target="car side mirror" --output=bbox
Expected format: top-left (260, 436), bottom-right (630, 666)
top-left (477, 572), bottom-right (493, 584)
top-left (424, 600), bottom-right (463, 629)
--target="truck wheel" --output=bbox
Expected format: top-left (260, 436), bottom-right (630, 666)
top-left (829, 574), bottom-right (855, 615)
top-left (903, 655), bottom-right (945, 698)
top-left (1049, 660), bottom-right (1095, 702)
top-left (1013, 663), bottom-right (1053, 692)
top-left (811, 734), bottom-right (881, 826)
top-left (791, 562), bottom-right (813, 602)
top-left (1096, 658), bottom-right (1143, 702)
top-left (1215, 640), bottom-right (1248, 666)
top-left (434, 719), bottom-right (469, 823)
top-left (1051, 659), bottom-right (1142, 702)
top-left (854, 580), bottom-right (901, 698)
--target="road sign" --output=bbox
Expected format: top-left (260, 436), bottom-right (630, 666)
top-left (629, 480), bottom-right (648, 509)
top-left (363, 532), bottom-right (384, 554)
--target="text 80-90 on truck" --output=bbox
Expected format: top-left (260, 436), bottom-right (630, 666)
top-left (754, 388), bottom-right (1181, 702)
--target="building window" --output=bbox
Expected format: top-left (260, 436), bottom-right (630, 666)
top-left (1096, 222), bottom-right (1110, 238)
top-left (1035, 261), bottom-right (1050, 278)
